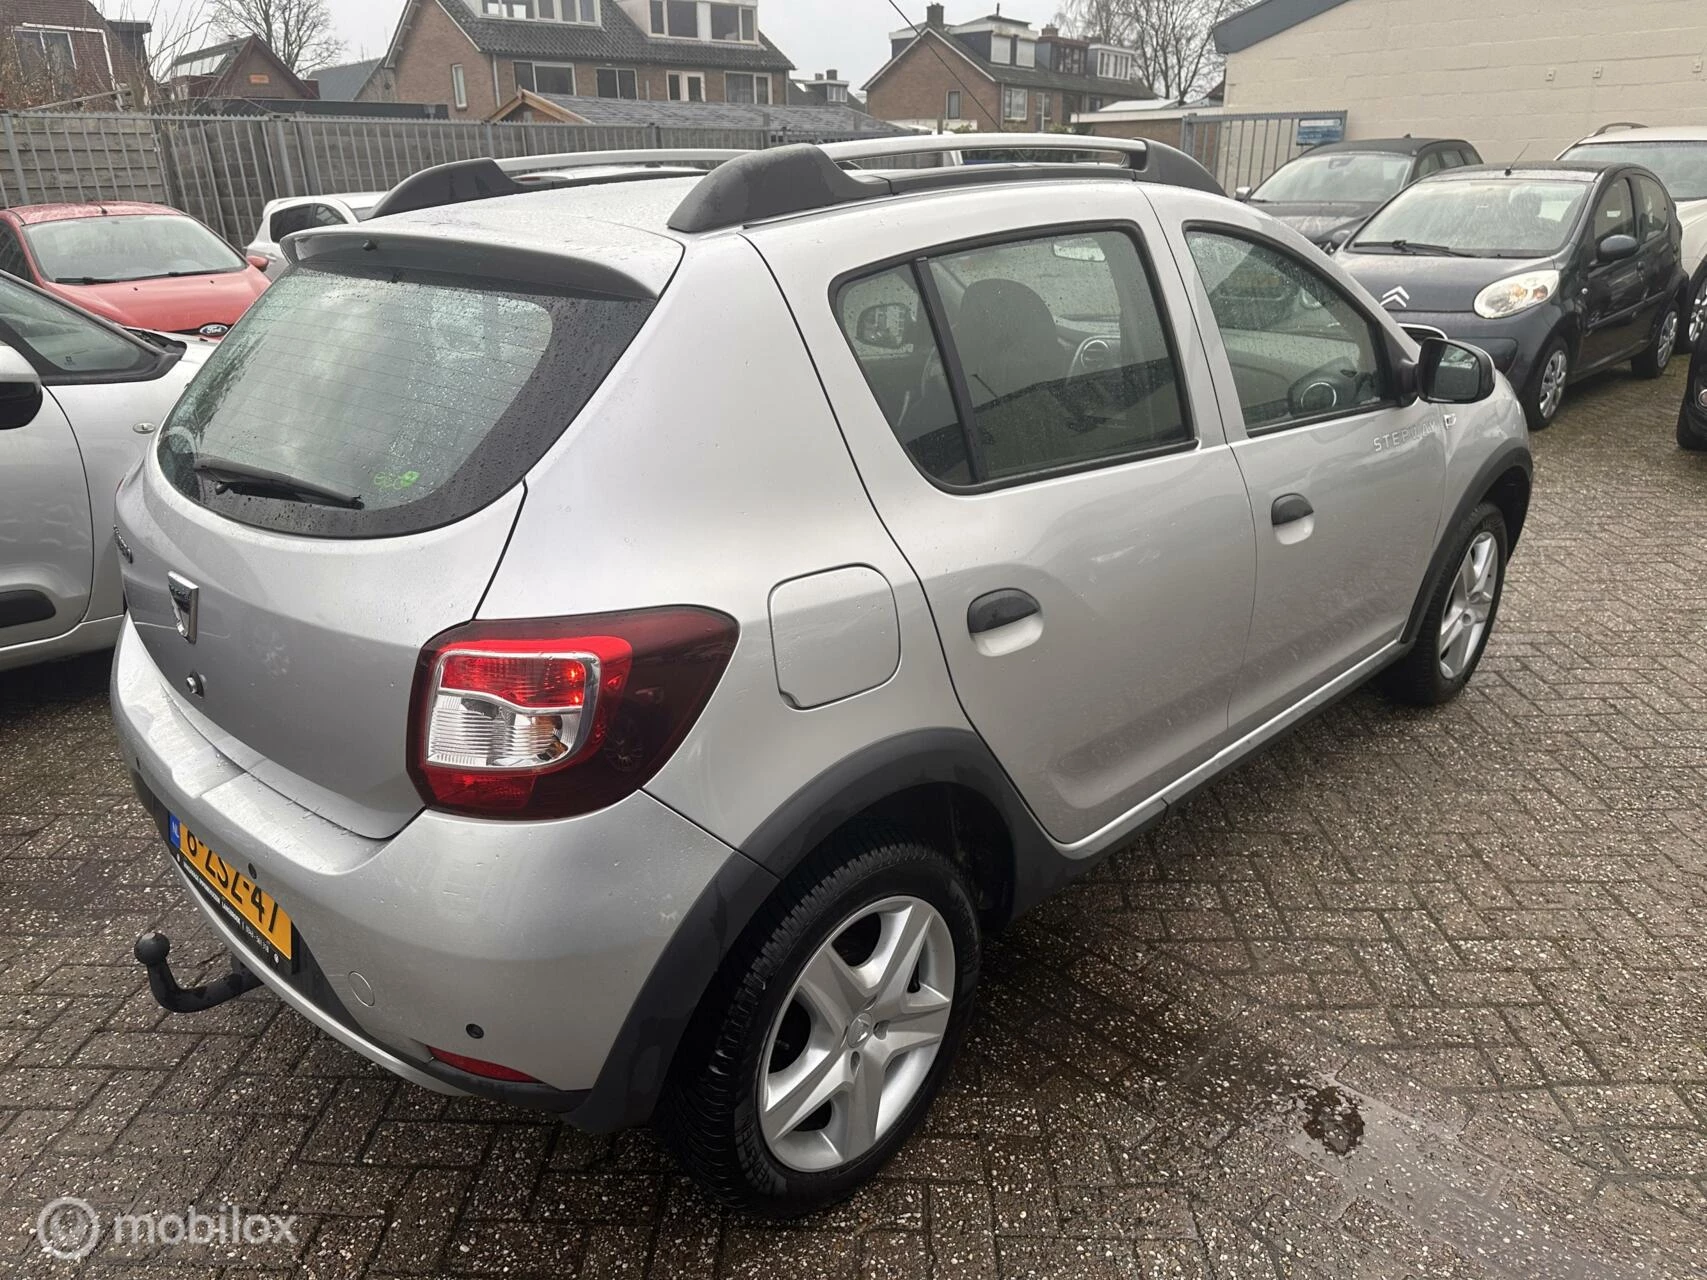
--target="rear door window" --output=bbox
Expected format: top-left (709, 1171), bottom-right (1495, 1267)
top-left (836, 228), bottom-right (1192, 488)
top-left (157, 264), bottom-right (653, 538)
top-left (0, 224), bottom-right (30, 279)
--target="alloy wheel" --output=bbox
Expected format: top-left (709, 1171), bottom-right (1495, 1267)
top-left (1656, 309), bottom-right (1680, 370)
top-left (1438, 530), bottom-right (1499, 680)
top-left (758, 896), bottom-right (955, 1173)
top-left (1537, 349), bottom-right (1568, 421)
top-left (1692, 280), bottom-right (1707, 347)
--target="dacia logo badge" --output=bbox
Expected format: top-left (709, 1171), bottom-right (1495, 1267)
top-left (198, 323), bottom-right (230, 338)
top-left (167, 572), bottom-right (199, 643)
top-left (1380, 286), bottom-right (1411, 310)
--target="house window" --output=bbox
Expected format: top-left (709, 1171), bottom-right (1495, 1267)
top-left (990, 34), bottom-right (1012, 65)
top-left (945, 90), bottom-right (961, 119)
top-left (515, 62), bottom-right (574, 95)
top-left (650, 0), bottom-right (665, 32)
top-left (452, 63), bottom-right (467, 109)
top-left (825, 83), bottom-right (846, 104)
top-left (710, 4), bottom-right (756, 41)
top-left (668, 72), bottom-right (705, 101)
top-left (596, 67), bottom-right (638, 98)
top-left (740, 8), bottom-right (755, 40)
top-left (1016, 38), bottom-right (1036, 68)
top-left (1001, 86), bottom-right (1027, 121)
top-left (482, 0), bottom-right (596, 20)
top-left (726, 72), bottom-right (770, 104)
top-left (15, 29), bottom-right (76, 76)
top-left (665, 0), bottom-right (698, 37)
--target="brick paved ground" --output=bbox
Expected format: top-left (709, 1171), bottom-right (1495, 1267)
top-left (3, 364), bottom-right (1705, 1278)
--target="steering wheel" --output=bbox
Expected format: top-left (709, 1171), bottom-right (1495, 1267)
top-left (1287, 357), bottom-right (1377, 419)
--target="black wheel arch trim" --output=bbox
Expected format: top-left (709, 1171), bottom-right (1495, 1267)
top-left (566, 730), bottom-right (1088, 1133)
top-left (1401, 441), bottom-right (1533, 648)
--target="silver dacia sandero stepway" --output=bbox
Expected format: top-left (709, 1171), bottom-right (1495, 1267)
top-left (111, 136), bottom-right (1532, 1216)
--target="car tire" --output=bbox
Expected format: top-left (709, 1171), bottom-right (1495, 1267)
top-left (1522, 338), bottom-right (1569, 430)
top-left (1633, 304), bottom-right (1681, 379)
top-left (1688, 266), bottom-right (1707, 350)
top-left (659, 824), bottom-right (981, 1217)
top-left (1679, 407), bottom-right (1707, 452)
top-left (1381, 501), bottom-right (1509, 708)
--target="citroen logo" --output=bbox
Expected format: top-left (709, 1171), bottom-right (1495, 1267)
top-left (167, 572), bottom-right (199, 643)
top-left (1380, 286), bottom-right (1411, 309)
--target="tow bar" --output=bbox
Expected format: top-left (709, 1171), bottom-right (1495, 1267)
top-left (134, 932), bottom-right (262, 1013)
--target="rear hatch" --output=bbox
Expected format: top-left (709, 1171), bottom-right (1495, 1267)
top-left (115, 218), bottom-right (675, 838)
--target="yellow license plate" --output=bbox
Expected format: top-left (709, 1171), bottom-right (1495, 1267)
top-left (169, 814), bottom-right (294, 962)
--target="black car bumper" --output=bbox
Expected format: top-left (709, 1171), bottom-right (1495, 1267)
top-left (1388, 304), bottom-right (1562, 391)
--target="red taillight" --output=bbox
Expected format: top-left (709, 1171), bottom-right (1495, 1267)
top-left (427, 1047), bottom-right (538, 1082)
top-left (408, 607), bottom-right (738, 820)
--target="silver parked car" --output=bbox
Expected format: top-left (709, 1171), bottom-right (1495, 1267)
top-left (111, 137), bottom-right (1532, 1215)
top-left (1, 274), bottom-right (209, 671)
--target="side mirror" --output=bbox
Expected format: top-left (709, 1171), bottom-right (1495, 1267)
top-left (1598, 233), bottom-right (1638, 262)
top-left (0, 342), bottom-right (42, 430)
top-left (855, 302), bottom-right (914, 351)
top-left (1235, 185), bottom-right (1253, 202)
top-left (1418, 336), bottom-right (1495, 405)
top-left (246, 253), bottom-right (272, 272)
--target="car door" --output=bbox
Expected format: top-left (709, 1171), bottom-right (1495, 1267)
top-left (0, 275), bottom-right (175, 649)
top-left (0, 344), bottom-right (89, 649)
top-left (751, 187), bottom-right (1258, 847)
top-left (1580, 176), bottom-right (1648, 368)
top-left (1632, 172), bottom-right (1683, 340)
top-left (1171, 223), bottom-right (1447, 732)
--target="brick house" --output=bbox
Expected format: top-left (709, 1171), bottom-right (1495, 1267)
top-left (163, 35), bottom-right (320, 103)
top-left (0, 0), bottom-right (151, 109)
top-left (865, 4), bottom-right (1152, 133)
top-left (362, 0), bottom-right (794, 116)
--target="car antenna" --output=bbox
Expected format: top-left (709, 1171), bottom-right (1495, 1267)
top-left (1504, 142), bottom-right (1532, 176)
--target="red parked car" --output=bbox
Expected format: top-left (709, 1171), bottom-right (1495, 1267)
top-left (0, 201), bottom-right (269, 338)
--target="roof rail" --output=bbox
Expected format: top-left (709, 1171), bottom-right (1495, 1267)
top-left (369, 149), bottom-right (747, 219)
top-left (666, 134), bottom-right (1223, 235)
top-left (1592, 121), bottom-right (1645, 136)
top-left (494, 148), bottom-right (747, 175)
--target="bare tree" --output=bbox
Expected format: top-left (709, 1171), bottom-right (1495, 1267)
top-left (1056, 0), bottom-right (1249, 100)
top-left (204, 0), bottom-right (344, 73)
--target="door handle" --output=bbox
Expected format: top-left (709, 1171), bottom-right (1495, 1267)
top-left (967, 589), bottom-right (1039, 635)
top-left (1271, 494), bottom-right (1314, 527)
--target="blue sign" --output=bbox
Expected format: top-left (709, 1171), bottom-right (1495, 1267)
top-left (1296, 117), bottom-right (1346, 146)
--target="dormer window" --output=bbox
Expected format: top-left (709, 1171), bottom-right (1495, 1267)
top-left (482, 0), bottom-right (598, 22)
top-left (650, 1), bottom-right (758, 42)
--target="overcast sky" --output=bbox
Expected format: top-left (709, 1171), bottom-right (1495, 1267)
top-left (97, 1), bottom-right (1026, 89)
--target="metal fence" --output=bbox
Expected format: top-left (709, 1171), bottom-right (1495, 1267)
top-left (1180, 110), bottom-right (1350, 192)
top-left (0, 111), bottom-right (880, 245)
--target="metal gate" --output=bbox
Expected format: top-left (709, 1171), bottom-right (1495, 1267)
top-left (1180, 110), bottom-right (1349, 193)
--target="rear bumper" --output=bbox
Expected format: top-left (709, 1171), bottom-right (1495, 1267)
top-left (109, 617), bottom-right (757, 1117)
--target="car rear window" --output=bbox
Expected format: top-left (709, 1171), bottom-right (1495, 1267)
top-left (157, 263), bottom-right (653, 538)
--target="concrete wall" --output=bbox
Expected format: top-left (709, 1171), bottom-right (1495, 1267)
top-left (1222, 0), bottom-right (1707, 161)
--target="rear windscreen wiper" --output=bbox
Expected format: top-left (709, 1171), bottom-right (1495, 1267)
top-left (193, 458), bottom-right (363, 509)
top-left (1353, 239), bottom-right (1471, 257)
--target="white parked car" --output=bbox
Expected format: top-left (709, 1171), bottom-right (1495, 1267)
top-left (1560, 126), bottom-right (1707, 343)
top-left (246, 194), bottom-right (385, 278)
top-left (0, 273), bottom-right (210, 671)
